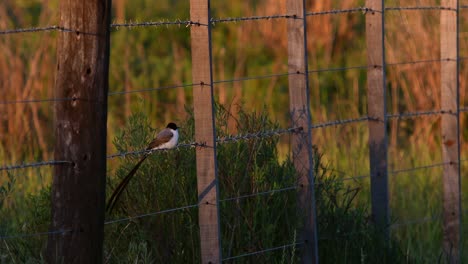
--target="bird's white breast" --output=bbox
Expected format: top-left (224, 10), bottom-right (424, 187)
top-left (155, 129), bottom-right (179, 150)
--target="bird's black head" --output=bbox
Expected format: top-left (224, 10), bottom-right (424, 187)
top-left (166, 122), bottom-right (178, 130)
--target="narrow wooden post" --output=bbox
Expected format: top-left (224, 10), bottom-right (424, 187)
top-left (190, 0), bottom-right (222, 263)
top-left (440, 0), bottom-right (461, 262)
top-left (47, 0), bottom-right (111, 263)
top-left (366, 0), bottom-right (389, 237)
top-left (287, 0), bottom-right (318, 263)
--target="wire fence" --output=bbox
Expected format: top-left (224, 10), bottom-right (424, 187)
top-left (1, 2), bottom-right (467, 263)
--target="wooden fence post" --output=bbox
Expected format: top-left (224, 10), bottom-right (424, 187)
top-left (287, 0), bottom-right (319, 263)
top-left (440, 0), bottom-right (461, 262)
top-left (47, 0), bottom-right (111, 263)
top-left (190, 0), bottom-right (222, 263)
top-left (366, 0), bottom-right (389, 237)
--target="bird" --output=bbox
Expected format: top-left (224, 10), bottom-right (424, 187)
top-left (106, 122), bottom-right (179, 213)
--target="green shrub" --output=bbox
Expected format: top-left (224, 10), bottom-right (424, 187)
top-left (1, 106), bottom-right (406, 263)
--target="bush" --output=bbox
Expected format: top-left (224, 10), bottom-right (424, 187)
top-left (1, 106), bottom-right (407, 263)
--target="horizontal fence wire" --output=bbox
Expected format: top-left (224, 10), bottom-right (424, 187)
top-left (216, 127), bottom-right (302, 144)
top-left (214, 71), bottom-right (295, 84)
top-left (108, 82), bottom-right (198, 96)
top-left (0, 57), bottom-right (457, 105)
top-left (324, 159), bottom-right (468, 184)
top-left (0, 229), bottom-right (73, 240)
top-left (0, 82), bottom-right (198, 105)
top-left (0, 25), bottom-right (71, 35)
top-left (387, 109), bottom-right (456, 119)
top-left (0, 160), bottom-right (72, 172)
top-left (211, 14), bottom-right (297, 24)
top-left (106, 141), bottom-right (206, 159)
top-left (1, 162), bottom-right (465, 239)
top-left (307, 7), bottom-right (377, 16)
top-left (111, 20), bottom-right (197, 29)
top-left (2, 5), bottom-right (464, 35)
top-left (3, 114), bottom-right (466, 170)
top-left (310, 116), bottom-right (371, 129)
top-left (391, 161), bottom-right (451, 175)
top-left (222, 242), bottom-right (304, 262)
top-left (0, 204), bottom-right (200, 240)
top-left (104, 203), bottom-right (200, 225)
top-left (385, 6), bottom-right (456, 12)
top-left (219, 185), bottom-right (298, 203)
top-left (387, 57), bottom-right (454, 67)
top-left (390, 214), bottom-right (442, 229)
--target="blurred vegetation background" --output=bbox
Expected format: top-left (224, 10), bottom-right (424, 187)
top-left (1, 0), bottom-right (468, 262)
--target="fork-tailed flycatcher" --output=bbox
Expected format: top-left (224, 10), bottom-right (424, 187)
top-left (106, 122), bottom-right (179, 213)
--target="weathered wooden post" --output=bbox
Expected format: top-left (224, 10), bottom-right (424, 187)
top-left (287, 0), bottom-right (319, 263)
top-left (47, 0), bottom-right (111, 263)
top-left (366, 0), bottom-right (389, 237)
top-left (440, 0), bottom-right (461, 262)
top-left (190, 0), bottom-right (222, 263)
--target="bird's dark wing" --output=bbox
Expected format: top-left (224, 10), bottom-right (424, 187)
top-left (106, 155), bottom-right (148, 213)
top-left (146, 129), bottom-right (173, 150)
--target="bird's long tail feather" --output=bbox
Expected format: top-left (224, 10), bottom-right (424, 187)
top-left (106, 155), bottom-right (148, 213)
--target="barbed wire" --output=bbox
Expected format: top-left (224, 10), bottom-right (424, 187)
top-left (0, 56), bottom-right (459, 105)
top-left (322, 159), bottom-right (468, 184)
top-left (386, 57), bottom-right (453, 67)
top-left (220, 185), bottom-right (297, 203)
top-left (0, 160), bottom-right (72, 172)
top-left (2, 113), bottom-right (466, 171)
top-left (104, 203), bottom-right (199, 225)
top-left (390, 215), bottom-right (441, 229)
top-left (0, 25), bottom-right (71, 35)
top-left (211, 14), bottom-right (297, 24)
top-left (385, 6), bottom-right (456, 12)
top-left (0, 97), bottom-right (75, 105)
top-left (3, 5), bottom-right (464, 36)
top-left (107, 126), bottom-right (300, 160)
top-left (216, 127), bottom-right (302, 144)
top-left (0, 229), bottom-right (73, 240)
top-left (0, 165), bottom-right (464, 241)
top-left (391, 161), bottom-right (451, 175)
top-left (214, 71), bottom-right (294, 84)
top-left (106, 141), bottom-right (206, 159)
top-left (111, 20), bottom-right (199, 29)
top-left (222, 241), bottom-right (303, 261)
top-left (386, 109), bottom-right (456, 119)
top-left (108, 82), bottom-right (198, 96)
top-left (307, 7), bottom-right (376, 16)
top-left (310, 116), bottom-right (370, 129)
